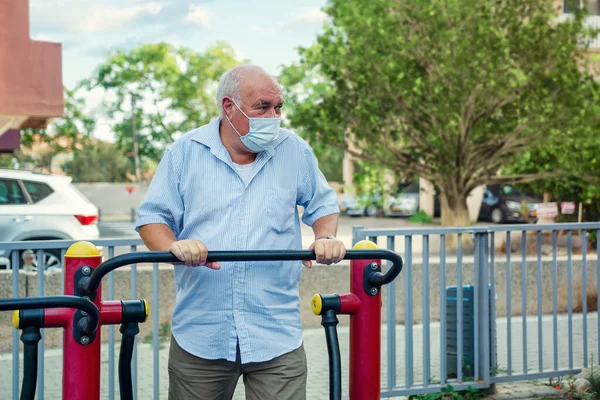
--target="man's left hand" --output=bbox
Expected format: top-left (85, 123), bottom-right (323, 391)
top-left (303, 237), bottom-right (346, 269)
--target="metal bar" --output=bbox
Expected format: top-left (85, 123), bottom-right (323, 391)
top-left (381, 381), bottom-right (491, 397)
top-left (521, 231), bottom-right (527, 374)
top-left (553, 231), bottom-right (558, 371)
top-left (108, 246), bottom-right (115, 400)
top-left (153, 262), bottom-right (160, 400)
top-left (131, 244), bottom-right (138, 398)
top-left (597, 230), bottom-right (600, 366)
top-left (60, 248), bottom-right (66, 294)
top-left (423, 235), bottom-right (430, 386)
top-left (474, 234), bottom-right (480, 382)
top-left (85, 249), bottom-right (404, 295)
top-left (36, 249), bottom-right (44, 400)
top-left (457, 234), bottom-right (464, 383)
top-left (368, 236), bottom-right (377, 244)
top-left (568, 231), bottom-right (573, 370)
top-left (537, 231), bottom-right (543, 372)
top-left (404, 235), bottom-right (413, 388)
top-left (491, 369), bottom-right (584, 384)
top-left (349, 222), bottom-right (600, 237)
top-left (440, 234), bottom-right (447, 384)
top-left (381, 381), bottom-right (491, 398)
top-left (481, 234), bottom-right (491, 385)
top-left (2, 222), bottom-right (600, 251)
top-left (352, 225), bottom-right (366, 246)
top-left (506, 232), bottom-right (512, 376)
top-left (490, 232), bottom-right (497, 377)
top-left (0, 238), bottom-right (145, 251)
top-left (582, 231), bottom-right (588, 368)
top-left (386, 235), bottom-right (396, 391)
top-left (11, 250), bottom-right (19, 400)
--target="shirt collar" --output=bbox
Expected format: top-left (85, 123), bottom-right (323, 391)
top-left (190, 117), bottom-right (291, 157)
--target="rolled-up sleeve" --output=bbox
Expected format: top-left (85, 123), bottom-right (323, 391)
top-left (135, 146), bottom-right (184, 236)
top-left (297, 144), bottom-right (340, 227)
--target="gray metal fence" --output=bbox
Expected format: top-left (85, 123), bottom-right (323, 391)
top-left (0, 238), bottom-right (151, 400)
top-left (352, 222), bottom-right (600, 398)
top-left (1, 222), bottom-right (599, 399)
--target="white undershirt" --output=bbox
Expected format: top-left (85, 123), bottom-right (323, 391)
top-left (232, 161), bottom-right (255, 185)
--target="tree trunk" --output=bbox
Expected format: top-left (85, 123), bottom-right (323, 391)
top-left (440, 193), bottom-right (470, 227)
top-left (440, 190), bottom-right (473, 248)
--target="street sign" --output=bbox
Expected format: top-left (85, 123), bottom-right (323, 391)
top-left (537, 202), bottom-right (558, 218)
top-left (561, 202), bottom-right (576, 215)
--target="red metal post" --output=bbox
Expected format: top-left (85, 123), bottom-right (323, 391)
top-left (349, 240), bottom-right (382, 400)
top-left (63, 242), bottom-right (103, 400)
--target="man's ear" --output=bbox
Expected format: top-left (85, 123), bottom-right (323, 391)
top-left (222, 97), bottom-right (234, 116)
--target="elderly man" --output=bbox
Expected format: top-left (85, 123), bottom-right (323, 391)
top-left (135, 64), bottom-right (345, 400)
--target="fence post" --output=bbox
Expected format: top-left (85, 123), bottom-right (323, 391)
top-left (352, 226), bottom-right (366, 247)
top-left (475, 232), bottom-right (493, 392)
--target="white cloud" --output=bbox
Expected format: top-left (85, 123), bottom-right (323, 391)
top-left (30, 1), bottom-right (165, 34)
top-left (184, 4), bottom-right (211, 26)
top-left (249, 25), bottom-right (275, 37)
top-left (282, 8), bottom-right (327, 30)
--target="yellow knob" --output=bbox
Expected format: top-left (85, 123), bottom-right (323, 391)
top-left (142, 299), bottom-right (149, 322)
top-left (311, 294), bottom-right (323, 315)
top-left (353, 240), bottom-right (378, 250)
top-left (65, 241), bottom-right (100, 257)
top-left (12, 310), bottom-right (19, 329)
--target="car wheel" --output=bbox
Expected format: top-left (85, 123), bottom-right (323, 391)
top-left (365, 205), bottom-right (378, 217)
top-left (491, 207), bottom-right (506, 224)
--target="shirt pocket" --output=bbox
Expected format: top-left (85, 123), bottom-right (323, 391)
top-left (264, 186), bottom-right (297, 234)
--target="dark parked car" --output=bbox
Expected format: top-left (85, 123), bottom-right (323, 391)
top-left (479, 184), bottom-right (541, 224)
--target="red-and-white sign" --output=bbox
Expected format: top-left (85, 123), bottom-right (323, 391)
top-left (561, 202), bottom-right (576, 215)
top-left (537, 202), bottom-right (558, 218)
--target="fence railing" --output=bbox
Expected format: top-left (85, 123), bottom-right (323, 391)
top-left (353, 222), bottom-right (600, 398)
top-left (1, 222), bottom-right (599, 399)
top-left (0, 239), bottom-right (147, 400)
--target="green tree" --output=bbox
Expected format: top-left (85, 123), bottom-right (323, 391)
top-left (85, 42), bottom-right (243, 162)
top-left (62, 141), bottom-right (130, 182)
top-left (281, 0), bottom-right (599, 227)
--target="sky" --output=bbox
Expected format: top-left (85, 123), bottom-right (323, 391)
top-left (28, 0), bottom-right (329, 140)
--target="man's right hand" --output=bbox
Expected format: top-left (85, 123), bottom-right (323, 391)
top-left (168, 240), bottom-right (221, 270)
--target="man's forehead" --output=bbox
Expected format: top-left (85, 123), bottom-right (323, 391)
top-left (239, 73), bottom-right (281, 100)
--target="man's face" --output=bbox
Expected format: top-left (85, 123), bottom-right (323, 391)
top-left (224, 71), bottom-right (284, 136)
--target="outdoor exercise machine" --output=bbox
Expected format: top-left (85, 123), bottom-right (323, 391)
top-left (0, 240), bottom-right (402, 400)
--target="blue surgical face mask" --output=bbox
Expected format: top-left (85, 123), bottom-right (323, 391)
top-left (225, 99), bottom-right (281, 153)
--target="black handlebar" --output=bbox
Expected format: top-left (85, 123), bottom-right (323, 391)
top-left (81, 249), bottom-right (403, 295)
top-left (0, 296), bottom-right (99, 334)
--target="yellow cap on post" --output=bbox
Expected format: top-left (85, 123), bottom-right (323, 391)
top-left (353, 240), bottom-right (378, 250)
top-left (65, 241), bottom-right (100, 257)
top-left (12, 310), bottom-right (19, 329)
top-left (311, 294), bottom-right (323, 315)
top-left (143, 299), bottom-right (149, 322)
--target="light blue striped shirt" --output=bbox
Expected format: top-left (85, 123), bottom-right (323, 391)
top-left (135, 117), bottom-right (339, 363)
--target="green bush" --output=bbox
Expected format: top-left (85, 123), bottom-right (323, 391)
top-left (409, 210), bottom-right (434, 224)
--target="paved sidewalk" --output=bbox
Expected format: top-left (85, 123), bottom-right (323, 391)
top-left (1, 313), bottom-right (594, 399)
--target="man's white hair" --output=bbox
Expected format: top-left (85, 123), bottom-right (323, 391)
top-left (215, 65), bottom-right (279, 116)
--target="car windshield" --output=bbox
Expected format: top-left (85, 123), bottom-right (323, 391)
top-left (397, 182), bottom-right (419, 194)
top-left (500, 185), bottom-right (523, 197)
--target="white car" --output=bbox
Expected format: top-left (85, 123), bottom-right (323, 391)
top-left (0, 169), bottom-right (99, 270)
